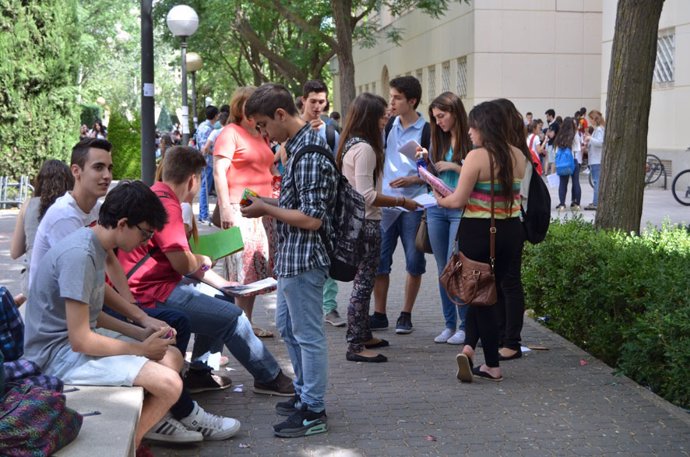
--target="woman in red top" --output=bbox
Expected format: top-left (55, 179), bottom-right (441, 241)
top-left (213, 86), bottom-right (277, 337)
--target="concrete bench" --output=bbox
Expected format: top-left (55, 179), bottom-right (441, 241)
top-left (56, 386), bottom-right (143, 457)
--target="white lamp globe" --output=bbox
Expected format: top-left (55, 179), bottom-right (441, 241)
top-left (186, 52), bottom-right (203, 72)
top-left (166, 5), bottom-right (199, 37)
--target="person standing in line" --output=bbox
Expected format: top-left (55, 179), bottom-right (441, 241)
top-left (585, 110), bottom-right (606, 210)
top-left (337, 93), bottom-right (421, 363)
top-left (242, 83), bottom-right (337, 438)
top-left (417, 92), bottom-right (471, 345)
top-left (554, 117), bottom-right (582, 213)
top-left (195, 105), bottom-right (220, 224)
top-left (370, 75), bottom-right (429, 335)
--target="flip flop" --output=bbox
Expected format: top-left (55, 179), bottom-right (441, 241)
top-left (472, 366), bottom-right (503, 382)
top-left (455, 353), bottom-right (473, 383)
top-left (252, 326), bottom-right (274, 338)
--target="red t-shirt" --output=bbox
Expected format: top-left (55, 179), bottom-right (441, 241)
top-left (117, 182), bottom-right (187, 307)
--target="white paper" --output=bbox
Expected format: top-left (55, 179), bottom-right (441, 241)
top-left (143, 83), bottom-right (155, 97)
top-left (546, 173), bottom-right (559, 189)
top-left (398, 140), bottom-right (421, 160)
top-left (414, 193), bottom-right (437, 208)
top-left (223, 277), bottom-right (277, 296)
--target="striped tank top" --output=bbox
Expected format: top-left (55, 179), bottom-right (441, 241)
top-left (464, 180), bottom-right (522, 219)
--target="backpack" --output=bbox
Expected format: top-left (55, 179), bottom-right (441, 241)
top-left (0, 287), bottom-right (23, 362)
top-left (290, 145), bottom-right (366, 282)
top-left (325, 122), bottom-right (337, 152)
top-left (384, 116), bottom-right (431, 151)
top-left (521, 163), bottom-right (551, 244)
top-left (555, 146), bottom-right (575, 176)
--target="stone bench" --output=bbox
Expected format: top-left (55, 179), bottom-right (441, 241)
top-left (56, 386), bottom-right (144, 457)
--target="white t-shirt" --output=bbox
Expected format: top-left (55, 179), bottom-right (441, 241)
top-left (181, 202), bottom-right (194, 228)
top-left (527, 134), bottom-right (541, 154)
top-left (29, 192), bottom-right (101, 288)
top-left (572, 132), bottom-right (583, 163)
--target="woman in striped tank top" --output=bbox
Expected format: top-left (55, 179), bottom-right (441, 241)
top-left (435, 101), bottom-right (527, 383)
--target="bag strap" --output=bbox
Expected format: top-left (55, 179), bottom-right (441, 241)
top-left (488, 154), bottom-right (496, 272)
top-left (126, 247), bottom-right (159, 279)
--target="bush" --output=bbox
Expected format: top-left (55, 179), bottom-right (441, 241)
top-left (522, 218), bottom-right (690, 408)
top-left (108, 111), bottom-right (141, 180)
top-left (80, 104), bottom-right (102, 128)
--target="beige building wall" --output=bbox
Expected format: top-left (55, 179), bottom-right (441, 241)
top-left (601, 0), bottom-right (690, 175)
top-left (339, 0), bottom-right (602, 122)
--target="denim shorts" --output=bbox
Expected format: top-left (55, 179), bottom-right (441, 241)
top-left (376, 210), bottom-right (426, 276)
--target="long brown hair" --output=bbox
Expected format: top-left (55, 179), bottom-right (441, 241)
top-left (335, 93), bottom-right (387, 181)
top-left (491, 98), bottom-right (532, 164)
top-left (554, 117), bottom-right (577, 149)
top-left (468, 102), bottom-right (516, 206)
top-left (34, 159), bottom-right (74, 220)
top-left (428, 91), bottom-right (470, 164)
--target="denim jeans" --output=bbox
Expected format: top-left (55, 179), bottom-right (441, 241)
top-left (589, 164), bottom-right (601, 205)
top-left (275, 266), bottom-right (328, 412)
top-left (376, 210), bottom-right (426, 276)
top-left (426, 206), bottom-right (466, 331)
top-left (558, 161), bottom-right (581, 206)
top-left (161, 277), bottom-right (280, 384)
top-left (198, 156), bottom-right (214, 221)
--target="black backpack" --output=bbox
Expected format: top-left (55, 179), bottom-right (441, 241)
top-left (290, 145), bottom-right (366, 282)
top-left (325, 122), bottom-right (337, 152)
top-left (521, 163), bottom-right (551, 244)
top-left (384, 116), bottom-right (431, 151)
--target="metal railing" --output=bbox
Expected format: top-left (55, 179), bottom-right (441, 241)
top-left (0, 176), bottom-right (33, 209)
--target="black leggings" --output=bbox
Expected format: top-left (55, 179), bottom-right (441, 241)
top-left (458, 217), bottom-right (524, 367)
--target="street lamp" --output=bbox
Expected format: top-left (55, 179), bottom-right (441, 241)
top-left (186, 52), bottom-right (203, 131)
top-left (166, 4), bottom-right (199, 146)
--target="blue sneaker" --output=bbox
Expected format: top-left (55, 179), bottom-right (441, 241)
top-left (273, 404), bottom-right (327, 438)
top-left (395, 313), bottom-right (413, 334)
top-left (369, 313), bottom-right (389, 330)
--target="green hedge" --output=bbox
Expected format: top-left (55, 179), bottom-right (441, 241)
top-left (523, 218), bottom-right (690, 409)
top-left (80, 104), bottom-right (102, 128)
top-left (108, 111), bottom-right (141, 180)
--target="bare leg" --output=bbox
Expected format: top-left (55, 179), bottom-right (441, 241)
top-left (236, 296), bottom-right (256, 322)
top-left (402, 274), bottom-right (422, 314)
top-left (373, 274), bottom-right (389, 314)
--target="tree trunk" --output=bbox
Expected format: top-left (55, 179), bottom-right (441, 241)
top-left (331, 0), bottom-right (355, 115)
top-left (595, 0), bottom-right (664, 233)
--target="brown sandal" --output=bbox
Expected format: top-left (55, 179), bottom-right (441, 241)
top-left (252, 326), bottom-right (274, 338)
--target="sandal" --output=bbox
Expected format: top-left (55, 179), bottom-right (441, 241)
top-left (455, 353), bottom-right (474, 383)
top-left (472, 366), bottom-right (503, 382)
top-left (252, 326), bottom-right (274, 338)
top-left (498, 348), bottom-right (522, 361)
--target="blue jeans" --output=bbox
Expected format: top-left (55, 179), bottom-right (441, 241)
top-left (276, 266), bottom-right (328, 412)
top-left (559, 161), bottom-right (581, 206)
top-left (161, 277), bottom-right (280, 384)
top-left (376, 210), bottom-right (426, 276)
top-left (589, 164), bottom-right (601, 205)
top-left (426, 206), bottom-right (466, 331)
top-left (198, 156), bottom-right (214, 221)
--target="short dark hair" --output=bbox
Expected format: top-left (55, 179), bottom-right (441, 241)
top-left (205, 105), bottom-right (219, 120)
top-left (161, 146), bottom-right (206, 185)
top-left (389, 76), bottom-right (422, 109)
top-left (302, 80), bottom-right (328, 98)
top-left (98, 180), bottom-right (167, 231)
top-left (71, 138), bottom-right (112, 169)
top-left (526, 112), bottom-right (533, 116)
top-left (245, 83), bottom-right (298, 119)
top-left (219, 104), bottom-right (230, 114)
top-left (545, 109), bottom-right (556, 118)
top-left (329, 111), bottom-right (340, 121)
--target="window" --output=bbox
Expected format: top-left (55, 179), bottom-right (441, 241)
top-left (428, 65), bottom-right (436, 100)
top-left (372, 81), bottom-right (377, 95)
top-left (654, 29), bottom-right (675, 85)
top-left (456, 57), bottom-right (468, 98)
top-left (365, 83), bottom-right (370, 93)
top-left (441, 61), bottom-right (450, 92)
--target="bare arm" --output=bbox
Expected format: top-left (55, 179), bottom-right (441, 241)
top-left (105, 249), bottom-right (135, 302)
top-left (96, 311), bottom-right (149, 341)
top-left (10, 200), bottom-right (28, 259)
top-left (213, 156), bottom-right (234, 229)
top-left (241, 198), bottom-right (323, 230)
top-left (165, 250), bottom-right (212, 276)
top-left (436, 149), bottom-right (482, 209)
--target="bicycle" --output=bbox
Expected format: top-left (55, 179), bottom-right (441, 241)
top-left (587, 154), bottom-right (666, 188)
top-left (672, 168), bottom-right (690, 206)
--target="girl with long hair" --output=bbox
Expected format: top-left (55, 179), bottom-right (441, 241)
top-left (337, 93), bottom-right (421, 363)
top-left (419, 92), bottom-right (471, 345)
top-left (585, 110), bottom-right (606, 210)
top-left (436, 101), bottom-right (527, 382)
top-left (10, 159), bottom-right (74, 298)
top-left (554, 117), bottom-right (582, 212)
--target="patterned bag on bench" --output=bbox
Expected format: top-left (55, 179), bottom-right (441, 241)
top-left (0, 383), bottom-right (83, 456)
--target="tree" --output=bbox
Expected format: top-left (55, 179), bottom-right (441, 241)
top-left (595, 0), bottom-right (665, 233)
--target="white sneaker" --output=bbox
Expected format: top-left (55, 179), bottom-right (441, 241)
top-left (434, 328), bottom-right (454, 343)
top-left (180, 402), bottom-right (241, 441)
top-left (324, 310), bottom-right (346, 327)
top-left (447, 329), bottom-right (466, 345)
top-left (144, 414), bottom-right (203, 443)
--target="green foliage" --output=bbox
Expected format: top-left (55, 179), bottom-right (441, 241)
top-left (0, 0), bottom-right (80, 179)
top-left (108, 112), bottom-right (141, 180)
top-left (523, 218), bottom-right (690, 408)
top-left (80, 104), bottom-right (102, 128)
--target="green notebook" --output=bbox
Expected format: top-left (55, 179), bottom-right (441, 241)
top-left (188, 227), bottom-right (244, 261)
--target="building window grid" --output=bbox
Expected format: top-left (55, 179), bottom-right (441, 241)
top-left (372, 81), bottom-right (377, 95)
top-left (441, 61), bottom-right (451, 92)
top-left (365, 83), bottom-right (370, 93)
top-left (428, 65), bottom-right (436, 100)
top-left (654, 30), bottom-right (675, 84)
top-left (456, 57), bottom-right (468, 98)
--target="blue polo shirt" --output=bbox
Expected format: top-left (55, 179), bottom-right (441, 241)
top-left (382, 115), bottom-right (427, 200)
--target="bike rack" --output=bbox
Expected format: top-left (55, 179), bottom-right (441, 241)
top-left (0, 176), bottom-right (33, 209)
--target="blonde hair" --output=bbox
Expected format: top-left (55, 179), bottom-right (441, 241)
top-left (229, 86), bottom-right (257, 124)
top-left (588, 110), bottom-right (606, 127)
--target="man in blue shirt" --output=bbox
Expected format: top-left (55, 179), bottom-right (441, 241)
top-left (371, 76), bottom-right (428, 334)
top-left (195, 105), bottom-right (219, 223)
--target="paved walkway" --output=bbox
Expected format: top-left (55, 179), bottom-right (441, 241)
top-left (1, 182), bottom-right (689, 456)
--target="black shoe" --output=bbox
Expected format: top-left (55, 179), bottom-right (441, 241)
top-left (254, 370), bottom-right (295, 397)
top-left (498, 348), bottom-right (523, 361)
top-left (184, 368), bottom-right (232, 394)
top-left (395, 313), bottom-right (413, 334)
top-left (275, 394), bottom-right (301, 417)
top-left (273, 404), bottom-right (327, 438)
top-left (369, 313), bottom-right (388, 331)
top-left (346, 351), bottom-right (387, 363)
top-left (363, 338), bottom-right (389, 349)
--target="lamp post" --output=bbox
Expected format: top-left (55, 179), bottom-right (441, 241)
top-left (166, 5), bottom-right (199, 146)
top-left (140, 0), bottom-right (155, 185)
top-left (186, 52), bottom-right (203, 131)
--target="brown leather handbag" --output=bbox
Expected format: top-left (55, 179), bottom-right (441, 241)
top-left (440, 157), bottom-right (497, 306)
top-left (415, 211), bottom-right (433, 254)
